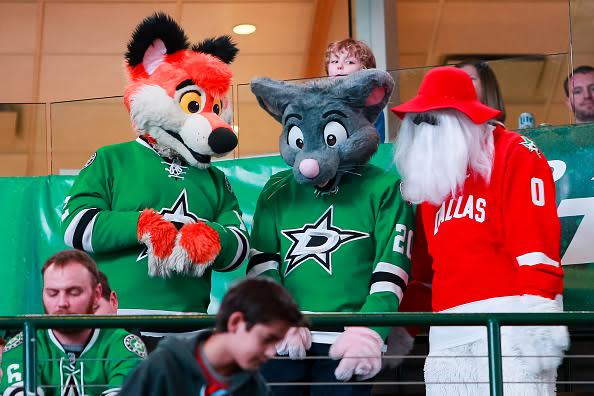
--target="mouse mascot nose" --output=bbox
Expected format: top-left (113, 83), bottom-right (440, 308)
top-left (298, 158), bottom-right (320, 179)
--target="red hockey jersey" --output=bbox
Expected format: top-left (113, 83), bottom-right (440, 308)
top-left (411, 126), bottom-right (563, 312)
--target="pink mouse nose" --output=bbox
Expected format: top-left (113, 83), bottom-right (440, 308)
top-left (299, 159), bottom-right (320, 179)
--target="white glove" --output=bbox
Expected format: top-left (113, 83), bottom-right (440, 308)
top-left (276, 327), bottom-right (311, 360)
top-left (502, 295), bottom-right (569, 375)
top-left (329, 327), bottom-right (384, 381)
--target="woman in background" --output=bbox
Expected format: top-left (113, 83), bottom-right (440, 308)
top-left (456, 60), bottom-right (507, 124)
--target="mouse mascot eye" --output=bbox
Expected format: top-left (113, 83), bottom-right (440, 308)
top-left (61, 12), bottom-right (248, 321)
top-left (246, 70), bottom-right (416, 386)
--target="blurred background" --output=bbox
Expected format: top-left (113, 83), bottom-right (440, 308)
top-left (0, 0), bottom-right (591, 175)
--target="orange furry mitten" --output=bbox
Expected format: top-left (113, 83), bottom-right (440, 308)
top-left (137, 209), bottom-right (178, 277)
top-left (170, 222), bottom-right (221, 277)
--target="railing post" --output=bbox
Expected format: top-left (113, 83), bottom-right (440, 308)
top-left (487, 319), bottom-right (503, 396)
top-left (23, 321), bottom-right (37, 396)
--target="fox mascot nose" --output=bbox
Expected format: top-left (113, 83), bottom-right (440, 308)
top-left (200, 112), bottom-right (238, 154)
top-left (209, 127), bottom-right (238, 154)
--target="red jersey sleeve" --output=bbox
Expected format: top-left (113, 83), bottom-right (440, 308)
top-left (502, 135), bottom-right (563, 299)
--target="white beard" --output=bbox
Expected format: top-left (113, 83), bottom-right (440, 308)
top-left (394, 110), bottom-right (495, 206)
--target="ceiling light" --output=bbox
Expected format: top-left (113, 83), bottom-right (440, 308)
top-left (233, 24), bottom-right (256, 35)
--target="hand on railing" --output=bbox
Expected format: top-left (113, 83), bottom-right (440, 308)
top-left (329, 326), bottom-right (383, 381)
top-left (275, 326), bottom-right (311, 360)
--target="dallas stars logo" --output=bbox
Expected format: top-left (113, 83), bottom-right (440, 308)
top-left (137, 189), bottom-right (204, 261)
top-left (519, 136), bottom-right (541, 157)
top-left (281, 206), bottom-right (369, 276)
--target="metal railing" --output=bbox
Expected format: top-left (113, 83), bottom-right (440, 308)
top-left (2, 311), bottom-right (593, 396)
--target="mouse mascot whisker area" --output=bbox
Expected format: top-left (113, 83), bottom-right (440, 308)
top-left (248, 69), bottom-right (415, 396)
top-left (61, 13), bottom-right (248, 322)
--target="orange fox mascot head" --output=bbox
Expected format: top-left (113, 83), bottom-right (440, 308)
top-left (123, 13), bottom-right (238, 168)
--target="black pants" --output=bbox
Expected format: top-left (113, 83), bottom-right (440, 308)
top-left (261, 343), bottom-right (373, 396)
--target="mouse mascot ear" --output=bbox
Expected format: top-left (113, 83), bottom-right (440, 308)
top-left (335, 69), bottom-right (395, 123)
top-left (250, 78), bottom-right (302, 122)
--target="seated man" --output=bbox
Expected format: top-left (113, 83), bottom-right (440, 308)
top-left (95, 271), bottom-right (118, 315)
top-left (0, 249), bottom-right (146, 396)
top-left (119, 278), bottom-right (306, 396)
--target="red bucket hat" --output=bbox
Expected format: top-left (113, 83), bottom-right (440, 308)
top-left (390, 66), bottom-right (501, 124)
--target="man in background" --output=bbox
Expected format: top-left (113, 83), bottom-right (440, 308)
top-left (95, 271), bottom-right (118, 315)
top-left (564, 65), bottom-right (594, 124)
top-left (0, 249), bottom-right (145, 396)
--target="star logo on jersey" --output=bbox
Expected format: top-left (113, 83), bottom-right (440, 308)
top-left (281, 206), bottom-right (369, 276)
top-left (519, 136), bottom-right (541, 157)
top-left (137, 189), bottom-right (204, 261)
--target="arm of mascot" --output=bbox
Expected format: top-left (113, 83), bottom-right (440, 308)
top-left (385, 209), bottom-right (434, 368)
top-left (330, 179), bottom-right (414, 381)
top-left (169, 173), bottom-right (249, 277)
top-left (246, 174), bottom-right (311, 359)
top-left (502, 137), bottom-right (569, 375)
top-left (62, 148), bottom-right (149, 255)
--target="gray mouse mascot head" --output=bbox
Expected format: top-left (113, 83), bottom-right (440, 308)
top-left (250, 69), bottom-right (394, 192)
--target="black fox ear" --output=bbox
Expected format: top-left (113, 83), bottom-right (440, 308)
top-left (192, 36), bottom-right (239, 64)
top-left (125, 12), bottom-right (189, 72)
top-left (250, 78), bottom-right (296, 123)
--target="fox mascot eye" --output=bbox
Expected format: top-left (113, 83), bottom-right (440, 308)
top-left (179, 91), bottom-right (203, 114)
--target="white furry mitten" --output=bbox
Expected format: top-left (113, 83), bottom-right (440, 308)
top-left (503, 295), bottom-right (569, 375)
top-left (384, 326), bottom-right (415, 368)
top-left (276, 327), bottom-right (312, 360)
top-left (329, 327), bottom-right (384, 381)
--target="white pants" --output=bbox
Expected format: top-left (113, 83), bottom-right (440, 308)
top-left (425, 296), bottom-right (569, 396)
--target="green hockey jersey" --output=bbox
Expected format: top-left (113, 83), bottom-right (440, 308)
top-left (247, 166), bottom-right (414, 339)
top-left (61, 138), bottom-right (248, 313)
top-left (0, 328), bottom-right (146, 396)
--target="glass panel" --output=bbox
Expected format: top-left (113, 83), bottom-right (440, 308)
top-left (387, 54), bottom-right (572, 141)
top-left (0, 103), bottom-right (48, 176)
top-left (235, 55), bottom-right (572, 153)
top-left (568, 0), bottom-right (594, 124)
top-left (49, 97), bottom-right (135, 175)
top-left (394, 0), bottom-right (570, 69)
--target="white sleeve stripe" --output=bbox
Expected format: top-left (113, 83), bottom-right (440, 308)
top-left (64, 208), bottom-right (97, 248)
top-left (82, 214), bottom-right (98, 253)
top-left (370, 281), bottom-right (404, 302)
top-left (516, 252), bottom-right (560, 268)
top-left (374, 262), bottom-right (409, 284)
top-left (247, 261), bottom-right (279, 277)
top-left (218, 227), bottom-right (249, 271)
top-left (248, 248), bottom-right (263, 259)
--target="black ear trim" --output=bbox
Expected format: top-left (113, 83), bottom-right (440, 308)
top-left (192, 36), bottom-right (239, 64)
top-left (125, 12), bottom-right (189, 67)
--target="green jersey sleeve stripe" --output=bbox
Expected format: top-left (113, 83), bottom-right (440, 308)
top-left (373, 262), bottom-right (409, 284)
top-left (247, 251), bottom-right (281, 277)
top-left (370, 264), bottom-right (409, 303)
top-left (218, 227), bottom-right (249, 272)
top-left (64, 208), bottom-right (100, 252)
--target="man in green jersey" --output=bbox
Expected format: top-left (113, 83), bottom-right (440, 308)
top-left (249, 70), bottom-right (414, 395)
top-left (0, 250), bottom-right (146, 396)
